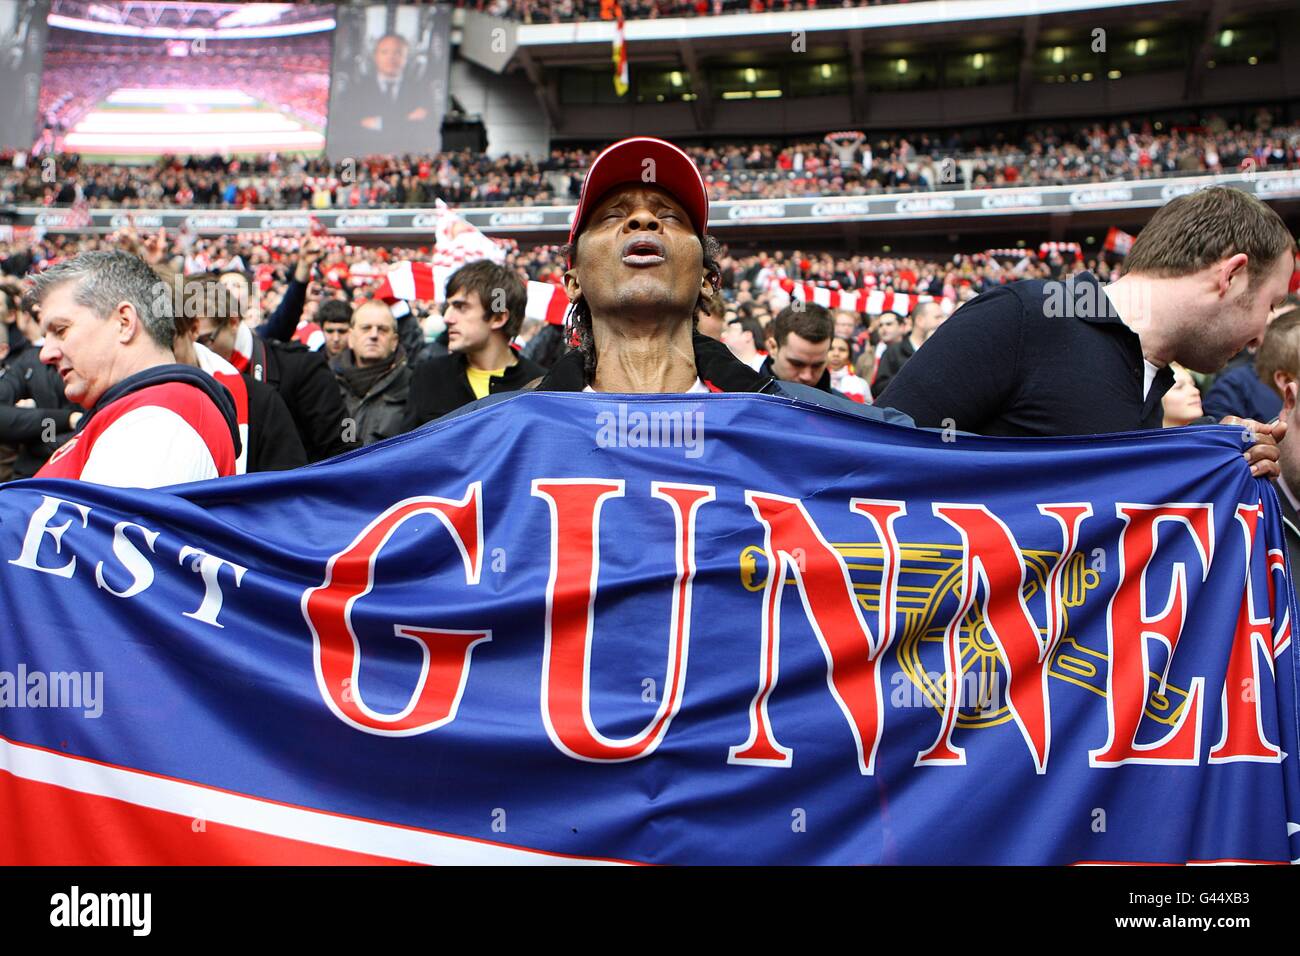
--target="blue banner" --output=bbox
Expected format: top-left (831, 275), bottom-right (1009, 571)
top-left (1, 392), bottom-right (1297, 865)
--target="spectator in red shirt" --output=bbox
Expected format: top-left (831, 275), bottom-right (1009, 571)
top-left (30, 251), bottom-right (239, 487)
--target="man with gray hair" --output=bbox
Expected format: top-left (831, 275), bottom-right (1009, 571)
top-left (30, 251), bottom-right (240, 487)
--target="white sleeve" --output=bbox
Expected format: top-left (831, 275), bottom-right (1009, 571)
top-left (79, 406), bottom-right (219, 489)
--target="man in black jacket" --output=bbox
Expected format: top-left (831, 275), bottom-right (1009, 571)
top-left (404, 261), bottom-right (544, 429)
top-left (335, 33), bottom-right (436, 156)
top-left (0, 292), bottom-right (79, 479)
top-left (222, 237), bottom-right (322, 345)
top-left (878, 187), bottom-right (1292, 477)
top-left (760, 303), bottom-right (835, 392)
top-left (870, 299), bottom-right (944, 396)
top-left (527, 135), bottom-right (912, 430)
top-left (335, 300), bottom-right (412, 448)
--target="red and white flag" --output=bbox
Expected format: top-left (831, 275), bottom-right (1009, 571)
top-left (375, 261), bottom-right (571, 326)
top-left (1103, 227), bottom-right (1135, 256)
top-left (612, 4), bottom-right (629, 96)
top-left (776, 278), bottom-right (952, 318)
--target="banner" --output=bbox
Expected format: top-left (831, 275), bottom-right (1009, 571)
top-left (14, 169), bottom-right (1300, 238)
top-left (0, 393), bottom-right (1297, 865)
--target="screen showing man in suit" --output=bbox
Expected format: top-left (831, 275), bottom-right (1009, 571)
top-left (326, 4), bottom-right (451, 161)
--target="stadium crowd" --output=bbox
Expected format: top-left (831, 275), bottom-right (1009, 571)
top-left (466, 0), bottom-right (909, 22)
top-left (4, 114), bottom-right (1296, 210)
top-left (3, 196), bottom-right (1293, 487)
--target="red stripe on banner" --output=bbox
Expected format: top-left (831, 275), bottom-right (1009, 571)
top-left (0, 772), bottom-right (411, 866)
top-left (0, 734), bottom-right (638, 865)
top-left (1071, 858), bottom-right (1286, 866)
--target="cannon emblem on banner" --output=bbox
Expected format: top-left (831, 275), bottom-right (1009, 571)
top-left (738, 541), bottom-right (1193, 729)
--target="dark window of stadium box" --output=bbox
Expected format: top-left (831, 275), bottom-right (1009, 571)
top-left (1106, 29), bottom-right (1189, 75)
top-left (560, 68), bottom-right (625, 105)
top-left (1205, 20), bottom-right (1278, 69)
top-left (943, 47), bottom-right (1018, 88)
top-left (637, 69), bottom-right (696, 104)
top-left (709, 66), bottom-right (782, 100)
top-left (1033, 33), bottom-right (1105, 85)
top-left (862, 54), bottom-right (938, 92)
top-left (787, 61), bottom-right (850, 98)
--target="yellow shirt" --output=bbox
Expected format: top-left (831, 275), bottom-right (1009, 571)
top-left (466, 365), bottom-right (507, 400)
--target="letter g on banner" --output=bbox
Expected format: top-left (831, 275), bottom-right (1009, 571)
top-left (303, 483), bottom-right (489, 736)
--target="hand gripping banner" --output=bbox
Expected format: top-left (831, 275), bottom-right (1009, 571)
top-left (0, 392), bottom-right (1297, 865)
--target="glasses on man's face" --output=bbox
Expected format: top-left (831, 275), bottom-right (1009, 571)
top-left (196, 328), bottom-right (221, 348)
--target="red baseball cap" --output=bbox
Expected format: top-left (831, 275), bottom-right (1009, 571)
top-left (568, 136), bottom-right (709, 258)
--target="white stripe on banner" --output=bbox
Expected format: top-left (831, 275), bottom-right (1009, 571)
top-left (0, 736), bottom-right (625, 866)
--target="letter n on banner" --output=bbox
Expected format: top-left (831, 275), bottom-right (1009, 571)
top-left (919, 503), bottom-right (1090, 773)
top-left (729, 494), bottom-right (906, 775)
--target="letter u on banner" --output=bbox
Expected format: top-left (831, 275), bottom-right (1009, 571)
top-left (531, 479), bottom-right (715, 762)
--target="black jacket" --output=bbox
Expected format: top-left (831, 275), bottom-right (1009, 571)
top-left (758, 354), bottom-right (835, 393)
top-left (478, 332), bottom-right (914, 428)
top-left (0, 340), bottom-right (76, 479)
top-left (245, 336), bottom-right (349, 462)
top-left (879, 272), bottom-right (1176, 437)
top-left (244, 374), bottom-right (308, 472)
top-left (257, 276), bottom-right (308, 344)
top-left (336, 70), bottom-right (437, 155)
top-left (404, 350), bottom-right (546, 430)
top-left (871, 336), bottom-right (917, 395)
top-left (335, 349), bottom-right (413, 449)
top-left (537, 333), bottom-right (773, 393)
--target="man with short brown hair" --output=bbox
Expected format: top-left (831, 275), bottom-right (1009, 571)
top-left (403, 260), bottom-right (543, 428)
top-left (879, 186), bottom-right (1293, 476)
top-left (762, 303), bottom-right (835, 390)
top-left (871, 300), bottom-right (945, 395)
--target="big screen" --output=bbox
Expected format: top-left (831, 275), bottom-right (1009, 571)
top-left (325, 3), bottom-right (451, 161)
top-left (33, 1), bottom-right (336, 161)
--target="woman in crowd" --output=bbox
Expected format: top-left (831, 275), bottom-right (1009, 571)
top-left (828, 334), bottom-right (872, 404)
top-left (1162, 364), bottom-right (1205, 428)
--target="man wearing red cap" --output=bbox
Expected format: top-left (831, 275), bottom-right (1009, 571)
top-left (527, 135), bottom-right (911, 428)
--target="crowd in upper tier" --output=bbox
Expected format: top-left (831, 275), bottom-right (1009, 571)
top-left (462, 0), bottom-right (911, 24)
top-left (3, 112), bottom-right (1295, 211)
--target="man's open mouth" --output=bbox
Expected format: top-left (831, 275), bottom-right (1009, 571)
top-left (621, 235), bottom-right (666, 267)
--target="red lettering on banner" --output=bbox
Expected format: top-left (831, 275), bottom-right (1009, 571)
top-left (1090, 504), bottom-right (1211, 767)
top-left (919, 504), bottom-right (1091, 772)
top-left (532, 480), bottom-right (715, 762)
top-left (1209, 504), bottom-right (1283, 763)
top-left (729, 494), bottom-right (905, 774)
top-left (1266, 548), bottom-right (1292, 657)
top-left (304, 483), bottom-right (488, 736)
